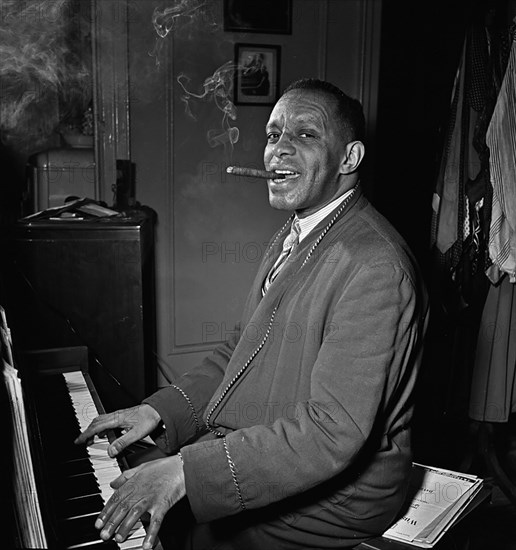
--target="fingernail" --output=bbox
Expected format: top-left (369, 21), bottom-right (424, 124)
top-left (95, 518), bottom-right (104, 529)
top-left (115, 534), bottom-right (123, 542)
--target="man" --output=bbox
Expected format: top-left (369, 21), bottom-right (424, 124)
top-left (76, 78), bottom-right (429, 549)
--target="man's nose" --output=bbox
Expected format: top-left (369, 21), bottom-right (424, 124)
top-left (272, 132), bottom-right (295, 156)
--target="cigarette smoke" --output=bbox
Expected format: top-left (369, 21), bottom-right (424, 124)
top-left (0, 0), bottom-right (92, 151)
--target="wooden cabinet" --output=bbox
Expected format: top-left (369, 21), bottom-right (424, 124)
top-left (1, 209), bottom-right (156, 412)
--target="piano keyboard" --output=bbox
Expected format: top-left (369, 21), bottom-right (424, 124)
top-left (62, 370), bottom-right (147, 549)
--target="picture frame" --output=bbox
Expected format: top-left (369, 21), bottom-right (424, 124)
top-left (224, 0), bottom-right (292, 34)
top-left (234, 43), bottom-right (281, 106)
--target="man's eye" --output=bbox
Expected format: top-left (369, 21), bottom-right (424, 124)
top-left (267, 133), bottom-right (279, 142)
top-left (300, 132), bottom-right (315, 138)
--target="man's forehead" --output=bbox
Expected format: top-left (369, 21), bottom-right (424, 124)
top-left (268, 90), bottom-right (336, 123)
top-left (281, 88), bottom-right (335, 103)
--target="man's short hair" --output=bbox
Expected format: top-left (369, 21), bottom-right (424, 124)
top-left (282, 78), bottom-right (366, 143)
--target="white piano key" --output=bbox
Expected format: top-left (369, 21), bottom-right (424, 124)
top-left (119, 535), bottom-right (146, 549)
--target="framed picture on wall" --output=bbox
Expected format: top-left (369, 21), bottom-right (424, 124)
top-left (224, 0), bottom-right (292, 34)
top-left (234, 43), bottom-right (281, 106)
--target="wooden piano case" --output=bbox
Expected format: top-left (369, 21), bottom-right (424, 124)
top-left (1, 208), bottom-right (157, 413)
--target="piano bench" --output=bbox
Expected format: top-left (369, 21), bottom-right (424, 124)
top-left (355, 484), bottom-right (492, 550)
top-left (355, 534), bottom-right (469, 550)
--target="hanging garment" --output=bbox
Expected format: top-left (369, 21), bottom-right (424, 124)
top-left (431, 24), bottom-right (501, 318)
top-left (433, 38), bottom-right (467, 257)
top-left (469, 274), bottom-right (516, 422)
top-left (485, 33), bottom-right (516, 284)
top-left (431, 23), bottom-right (502, 274)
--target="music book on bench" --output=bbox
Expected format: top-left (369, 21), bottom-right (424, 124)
top-left (381, 462), bottom-right (484, 548)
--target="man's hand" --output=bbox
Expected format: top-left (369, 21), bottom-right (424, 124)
top-left (74, 404), bottom-right (162, 458)
top-left (96, 454), bottom-right (185, 550)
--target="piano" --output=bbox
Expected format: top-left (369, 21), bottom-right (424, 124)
top-left (4, 338), bottom-right (155, 549)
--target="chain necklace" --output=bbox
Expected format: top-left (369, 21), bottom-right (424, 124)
top-left (300, 184), bottom-right (357, 268)
top-left (266, 183), bottom-right (358, 270)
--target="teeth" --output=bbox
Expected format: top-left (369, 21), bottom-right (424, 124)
top-left (274, 170), bottom-right (296, 175)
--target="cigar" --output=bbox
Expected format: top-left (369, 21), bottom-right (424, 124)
top-left (226, 166), bottom-right (282, 179)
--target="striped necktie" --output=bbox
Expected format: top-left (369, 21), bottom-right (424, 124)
top-left (263, 218), bottom-right (301, 294)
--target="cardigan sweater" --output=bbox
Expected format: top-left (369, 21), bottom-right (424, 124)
top-left (144, 187), bottom-right (429, 543)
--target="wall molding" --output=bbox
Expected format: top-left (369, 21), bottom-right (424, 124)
top-left (91, 0), bottom-right (131, 203)
top-left (317, 0), bottom-right (329, 80)
top-left (358, 0), bottom-right (382, 142)
top-left (358, 0), bottom-right (382, 198)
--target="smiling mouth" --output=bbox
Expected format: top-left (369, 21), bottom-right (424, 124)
top-left (270, 170), bottom-right (300, 183)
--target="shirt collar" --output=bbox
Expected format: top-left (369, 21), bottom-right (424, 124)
top-left (294, 188), bottom-right (355, 243)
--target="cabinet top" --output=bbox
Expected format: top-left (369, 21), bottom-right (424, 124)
top-left (15, 207), bottom-right (155, 231)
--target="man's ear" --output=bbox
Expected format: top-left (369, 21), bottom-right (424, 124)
top-left (340, 141), bottom-right (365, 174)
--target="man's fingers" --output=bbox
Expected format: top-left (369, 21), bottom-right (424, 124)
top-left (75, 404), bottom-right (161, 448)
top-left (107, 431), bottom-right (139, 458)
top-left (142, 513), bottom-right (163, 550)
top-left (97, 481), bottom-right (137, 526)
top-left (110, 466), bottom-right (139, 489)
top-left (95, 490), bottom-right (119, 530)
top-left (113, 498), bottom-right (148, 544)
top-left (74, 412), bottom-right (119, 445)
top-left (109, 472), bottom-right (128, 490)
top-left (99, 499), bottom-right (129, 541)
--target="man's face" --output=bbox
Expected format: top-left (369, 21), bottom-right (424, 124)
top-left (263, 89), bottom-right (349, 216)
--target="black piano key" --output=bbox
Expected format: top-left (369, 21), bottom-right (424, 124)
top-left (60, 514), bottom-right (104, 547)
top-left (60, 514), bottom-right (134, 549)
top-left (53, 471), bottom-right (101, 501)
top-left (49, 440), bottom-right (92, 462)
top-left (57, 493), bottom-right (106, 520)
top-left (61, 457), bottom-right (96, 477)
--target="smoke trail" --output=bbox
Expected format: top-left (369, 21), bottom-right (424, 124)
top-left (177, 61), bottom-right (240, 152)
top-left (152, 0), bottom-right (209, 39)
top-left (150, 0), bottom-right (216, 67)
top-left (0, 0), bottom-right (91, 151)
top-left (150, 1), bottom-right (238, 153)
top-left (176, 58), bottom-right (272, 153)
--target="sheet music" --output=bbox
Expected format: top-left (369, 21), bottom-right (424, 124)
top-left (4, 362), bottom-right (48, 548)
top-left (2, 306), bottom-right (47, 549)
